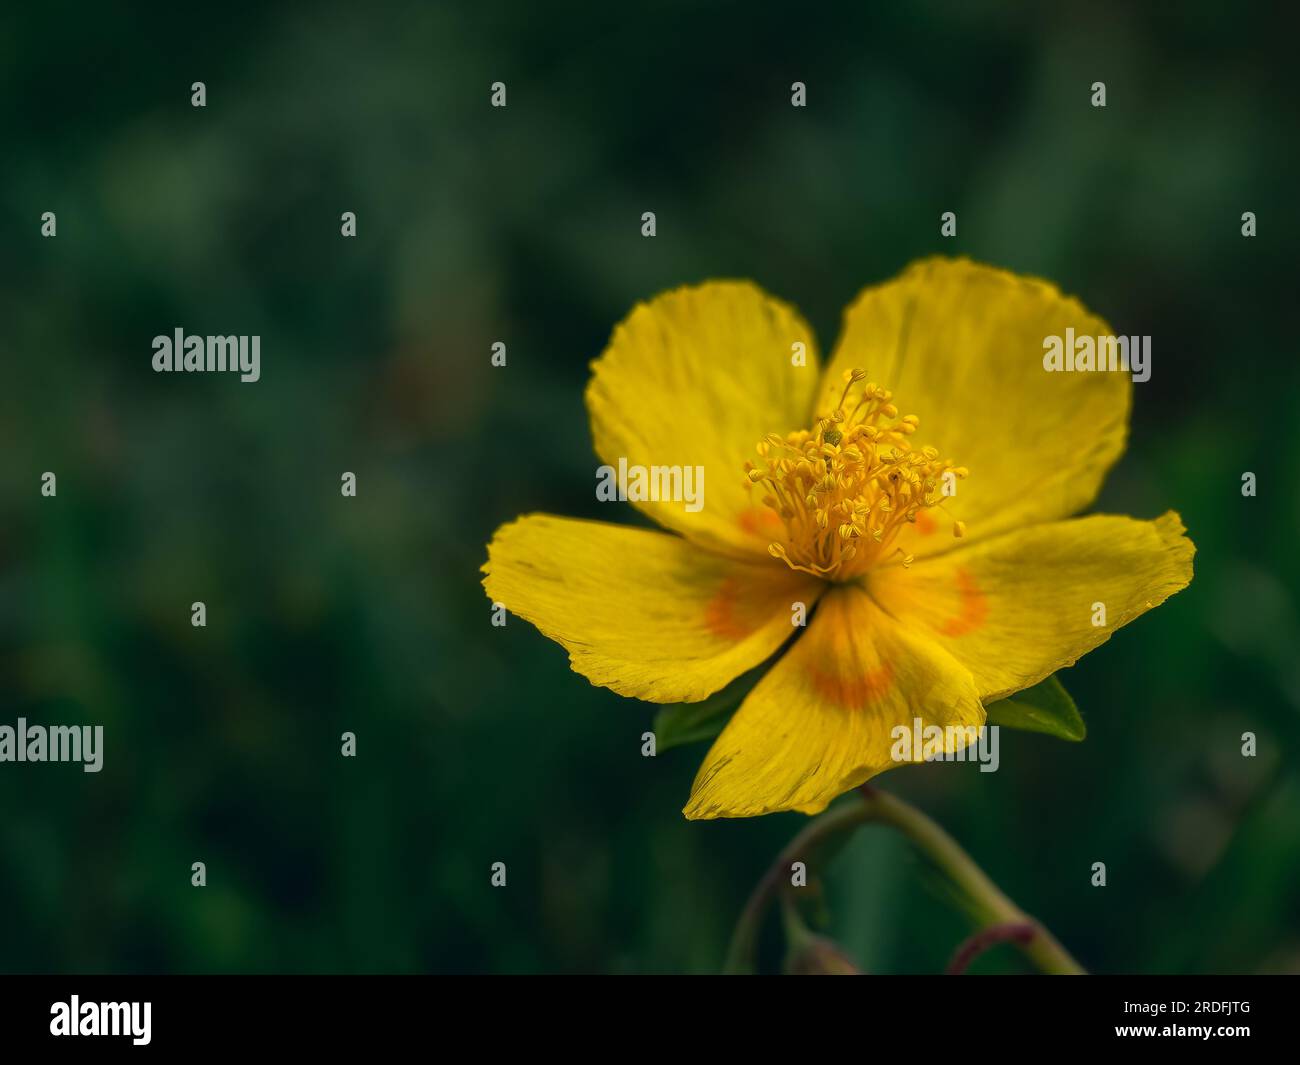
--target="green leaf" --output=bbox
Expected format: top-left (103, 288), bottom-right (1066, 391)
top-left (655, 670), bottom-right (1086, 751)
top-left (651, 666), bottom-right (763, 752)
top-left (984, 674), bottom-right (1086, 742)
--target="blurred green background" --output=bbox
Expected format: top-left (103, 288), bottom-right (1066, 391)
top-left (2, 1), bottom-right (1298, 974)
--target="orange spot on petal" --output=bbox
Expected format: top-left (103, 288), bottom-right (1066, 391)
top-left (738, 506), bottom-right (785, 538)
top-left (807, 660), bottom-right (894, 709)
top-left (937, 566), bottom-right (988, 637)
top-left (705, 577), bottom-right (755, 640)
top-left (913, 509), bottom-right (938, 536)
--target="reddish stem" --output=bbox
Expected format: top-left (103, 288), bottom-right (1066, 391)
top-left (946, 921), bottom-right (1038, 975)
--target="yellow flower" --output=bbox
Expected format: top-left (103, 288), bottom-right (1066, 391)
top-left (482, 258), bottom-right (1194, 820)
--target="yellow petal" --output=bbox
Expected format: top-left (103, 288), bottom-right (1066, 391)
top-left (586, 281), bottom-right (820, 559)
top-left (684, 584), bottom-right (984, 819)
top-left (869, 511), bottom-right (1195, 701)
top-left (819, 257), bottom-right (1131, 558)
top-left (483, 514), bottom-right (822, 703)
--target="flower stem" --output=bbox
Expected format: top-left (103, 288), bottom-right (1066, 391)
top-left (945, 921), bottom-right (1037, 974)
top-left (724, 799), bottom-right (873, 973)
top-left (723, 784), bottom-right (1086, 975)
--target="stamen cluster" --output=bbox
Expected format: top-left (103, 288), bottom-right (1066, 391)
top-left (746, 369), bottom-right (968, 580)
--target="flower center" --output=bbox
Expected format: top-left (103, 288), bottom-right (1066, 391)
top-left (745, 368), bottom-right (968, 581)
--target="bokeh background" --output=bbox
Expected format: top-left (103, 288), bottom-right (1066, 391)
top-left (2, 1), bottom-right (1298, 974)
